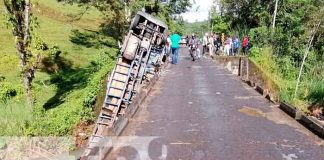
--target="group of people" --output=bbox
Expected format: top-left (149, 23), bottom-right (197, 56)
top-left (164, 32), bottom-right (251, 65)
top-left (202, 33), bottom-right (250, 57)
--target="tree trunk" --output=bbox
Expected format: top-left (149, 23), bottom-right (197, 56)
top-left (294, 22), bottom-right (321, 98)
top-left (271, 0), bottom-right (279, 39)
top-left (4, 0), bottom-right (34, 105)
top-left (272, 0), bottom-right (279, 29)
top-left (23, 0), bottom-right (33, 105)
top-left (24, 0), bottom-right (30, 47)
top-left (23, 69), bottom-right (34, 105)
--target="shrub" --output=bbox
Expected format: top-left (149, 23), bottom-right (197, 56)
top-left (248, 26), bottom-right (270, 47)
top-left (35, 37), bottom-right (49, 51)
top-left (249, 46), bottom-right (279, 75)
top-left (307, 80), bottom-right (324, 105)
top-left (249, 46), bottom-right (297, 103)
top-left (49, 45), bottom-right (62, 61)
top-left (0, 82), bottom-right (19, 102)
top-left (276, 56), bottom-right (297, 80)
top-left (0, 75), bottom-right (5, 82)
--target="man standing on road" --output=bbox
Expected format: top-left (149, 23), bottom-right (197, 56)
top-left (224, 37), bottom-right (231, 56)
top-left (202, 33), bottom-right (209, 57)
top-left (233, 37), bottom-right (240, 55)
top-left (170, 32), bottom-right (181, 64)
top-left (208, 34), bottom-right (215, 58)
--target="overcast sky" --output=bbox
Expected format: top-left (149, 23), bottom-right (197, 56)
top-left (181, 0), bottom-right (214, 23)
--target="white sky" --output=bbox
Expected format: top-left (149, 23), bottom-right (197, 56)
top-left (181, 0), bottom-right (214, 23)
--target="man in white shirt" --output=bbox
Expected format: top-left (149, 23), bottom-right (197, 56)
top-left (202, 33), bottom-right (209, 57)
top-left (208, 34), bottom-right (214, 58)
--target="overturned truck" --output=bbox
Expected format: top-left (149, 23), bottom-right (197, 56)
top-left (82, 11), bottom-right (168, 158)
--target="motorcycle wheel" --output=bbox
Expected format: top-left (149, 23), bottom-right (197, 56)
top-left (193, 51), bottom-right (197, 61)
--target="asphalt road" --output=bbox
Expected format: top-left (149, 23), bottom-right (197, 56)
top-left (107, 48), bottom-right (324, 160)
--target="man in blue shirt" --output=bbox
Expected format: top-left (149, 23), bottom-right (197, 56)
top-left (170, 33), bottom-right (181, 64)
top-left (233, 37), bottom-right (240, 56)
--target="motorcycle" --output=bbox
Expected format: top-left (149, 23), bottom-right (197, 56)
top-left (189, 44), bottom-right (199, 61)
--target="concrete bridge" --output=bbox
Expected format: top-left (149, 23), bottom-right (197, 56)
top-left (105, 48), bottom-right (323, 160)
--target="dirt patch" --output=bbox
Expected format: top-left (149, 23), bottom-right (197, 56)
top-left (308, 104), bottom-right (324, 120)
top-left (73, 122), bottom-right (94, 148)
top-left (239, 106), bottom-right (265, 118)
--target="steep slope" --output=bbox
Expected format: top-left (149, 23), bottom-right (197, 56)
top-left (0, 0), bottom-right (115, 136)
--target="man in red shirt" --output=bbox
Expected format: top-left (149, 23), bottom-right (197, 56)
top-left (242, 35), bottom-right (249, 55)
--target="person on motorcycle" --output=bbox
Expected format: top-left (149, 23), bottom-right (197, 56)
top-left (188, 33), bottom-right (200, 61)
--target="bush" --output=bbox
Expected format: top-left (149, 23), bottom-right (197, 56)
top-left (35, 37), bottom-right (49, 51)
top-left (276, 56), bottom-right (297, 80)
top-left (0, 82), bottom-right (19, 102)
top-left (248, 26), bottom-right (270, 47)
top-left (249, 46), bottom-right (297, 103)
top-left (0, 75), bottom-right (5, 82)
top-left (249, 46), bottom-right (279, 75)
top-left (307, 80), bottom-right (324, 105)
top-left (49, 45), bottom-right (62, 61)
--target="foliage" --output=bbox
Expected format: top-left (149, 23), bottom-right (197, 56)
top-left (217, 0), bottom-right (324, 113)
top-left (307, 80), bottom-right (324, 105)
top-left (27, 52), bottom-right (116, 136)
top-left (276, 56), bottom-right (297, 81)
top-left (3, 0), bottom-right (36, 104)
top-left (249, 47), bottom-right (280, 79)
top-left (0, 82), bottom-right (21, 103)
top-left (248, 26), bottom-right (270, 47)
top-left (69, 29), bottom-right (117, 48)
top-left (48, 45), bottom-right (62, 61)
top-left (211, 15), bottom-right (229, 33)
top-left (183, 21), bottom-right (209, 37)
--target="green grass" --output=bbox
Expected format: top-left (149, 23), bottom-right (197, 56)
top-left (34, 15), bottom-right (100, 67)
top-left (37, 0), bottom-right (101, 20)
top-left (307, 80), bottom-right (324, 105)
top-left (27, 54), bottom-right (116, 136)
top-left (248, 46), bottom-right (322, 113)
top-left (0, 101), bottom-right (32, 136)
top-left (34, 0), bottom-right (102, 31)
top-left (0, 0), bottom-right (116, 136)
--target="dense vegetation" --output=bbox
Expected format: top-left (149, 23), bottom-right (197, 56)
top-left (212, 0), bottom-right (323, 115)
top-left (183, 21), bottom-right (209, 37)
top-left (0, 0), bottom-right (190, 137)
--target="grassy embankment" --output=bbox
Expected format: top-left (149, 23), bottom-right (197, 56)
top-left (248, 47), bottom-right (324, 115)
top-left (0, 0), bottom-right (116, 136)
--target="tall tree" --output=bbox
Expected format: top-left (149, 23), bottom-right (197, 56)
top-left (3, 0), bottom-right (37, 105)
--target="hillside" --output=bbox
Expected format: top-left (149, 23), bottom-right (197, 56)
top-left (0, 0), bottom-right (116, 136)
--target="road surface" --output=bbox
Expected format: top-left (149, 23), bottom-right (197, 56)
top-left (107, 48), bottom-right (324, 160)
